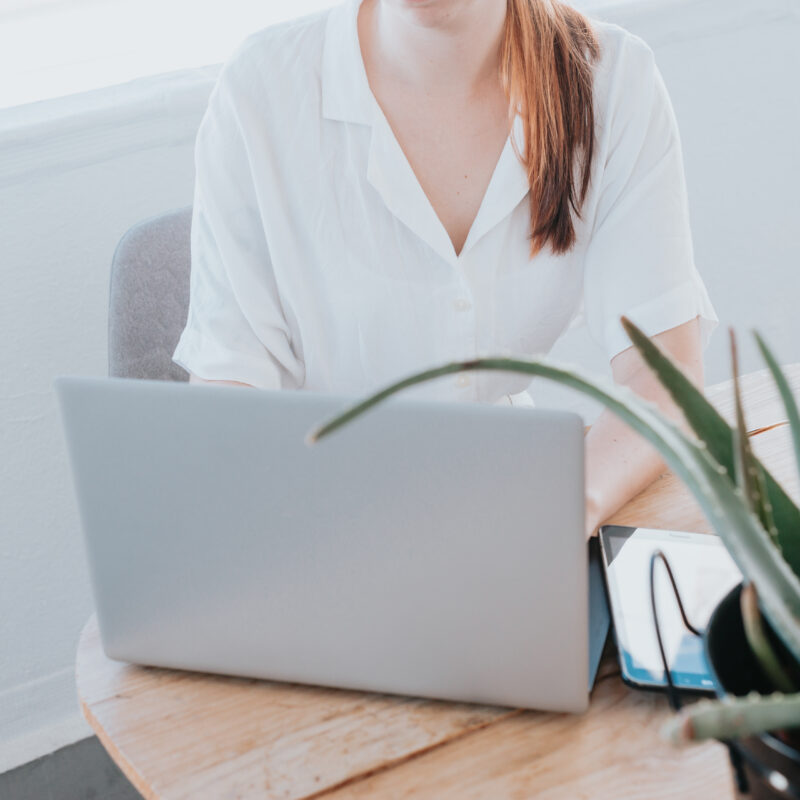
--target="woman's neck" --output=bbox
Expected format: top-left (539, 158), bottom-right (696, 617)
top-left (359, 0), bottom-right (508, 101)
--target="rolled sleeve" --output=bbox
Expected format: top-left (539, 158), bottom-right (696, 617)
top-left (172, 59), bottom-right (304, 390)
top-left (583, 37), bottom-right (719, 364)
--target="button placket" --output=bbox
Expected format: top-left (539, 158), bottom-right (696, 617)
top-left (452, 267), bottom-right (476, 393)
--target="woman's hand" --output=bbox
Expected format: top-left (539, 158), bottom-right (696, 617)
top-left (583, 316), bottom-right (704, 539)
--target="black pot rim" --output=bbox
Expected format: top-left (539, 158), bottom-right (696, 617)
top-left (704, 582), bottom-right (800, 765)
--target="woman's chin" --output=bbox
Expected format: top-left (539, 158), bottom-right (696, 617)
top-left (383, 0), bottom-right (468, 23)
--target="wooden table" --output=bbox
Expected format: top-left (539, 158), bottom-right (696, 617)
top-left (76, 365), bottom-right (800, 799)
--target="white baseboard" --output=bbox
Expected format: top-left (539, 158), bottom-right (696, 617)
top-left (0, 668), bottom-right (92, 774)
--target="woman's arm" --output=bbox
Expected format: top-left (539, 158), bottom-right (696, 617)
top-left (583, 315), bottom-right (704, 538)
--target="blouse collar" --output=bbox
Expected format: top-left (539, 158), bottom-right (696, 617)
top-left (321, 0), bottom-right (530, 266)
top-left (321, 0), bottom-right (374, 126)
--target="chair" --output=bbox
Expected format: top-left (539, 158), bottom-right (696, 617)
top-left (108, 205), bottom-right (193, 381)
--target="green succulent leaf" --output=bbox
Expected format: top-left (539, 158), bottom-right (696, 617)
top-left (740, 582), bottom-right (795, 693)
top-left (755, 331), bottom-right (800, 492)
top-left (662, 691), bottom-right (800, 745)
top-left (620, 317), bottom-right (800, 576)
top-left (730, 329), bottom-right (779, 545)
top-left (307, 355), bottom-right (800, 666)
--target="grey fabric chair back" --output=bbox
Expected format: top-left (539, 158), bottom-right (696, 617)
top-left (108, 206), bottom-right (193, 381)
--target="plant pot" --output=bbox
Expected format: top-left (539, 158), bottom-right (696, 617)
top-left (705, 583), bottom-right (800, 799)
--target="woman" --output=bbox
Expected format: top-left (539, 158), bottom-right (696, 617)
top-left (173, 0), bottom-right (719, 537)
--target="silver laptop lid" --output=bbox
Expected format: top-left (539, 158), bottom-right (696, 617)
top-left (56, 376), bottom-right (588, 712)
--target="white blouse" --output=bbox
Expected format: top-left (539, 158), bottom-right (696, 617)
top-left (172, 0), bottom-right (718, 407)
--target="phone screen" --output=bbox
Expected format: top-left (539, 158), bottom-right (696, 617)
top-left (599, 525), bottom-right (742, 690)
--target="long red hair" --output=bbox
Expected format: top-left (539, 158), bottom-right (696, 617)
top-left (501, 0), bottom-right (601, 257)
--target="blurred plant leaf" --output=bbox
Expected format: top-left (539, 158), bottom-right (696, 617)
top-left (755, 331), bottom-right (800, 494)
top-left (730, 329), bottom-right (778, 545)
top-left (620, 317), bottom-right (800, 575)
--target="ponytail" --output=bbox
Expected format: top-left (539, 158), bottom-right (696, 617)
top-left (501, 0), bottom-right (601, 257)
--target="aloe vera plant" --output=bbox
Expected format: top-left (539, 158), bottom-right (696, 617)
top-left (662, 692), bottom-right (800, 745)
top-left (306, 316), bottom-right (800, 744)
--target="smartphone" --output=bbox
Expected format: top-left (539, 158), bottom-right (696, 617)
top-left (598, 524), bottom-right (742, 693)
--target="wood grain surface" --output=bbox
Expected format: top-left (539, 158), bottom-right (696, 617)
top-left (76, 364), bottom-right (800, 800)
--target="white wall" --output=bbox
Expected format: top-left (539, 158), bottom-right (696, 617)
top-left (0, 72), bottom-right (208, 771)
top-left (1, 0), bottom-right (798, 773)
top-left (0, 0), bottom-right (339, 109)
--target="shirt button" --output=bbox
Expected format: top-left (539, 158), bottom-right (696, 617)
top-left (456, 373), bottom-right (471, 388)
top-left (453, 298), bottom-right (472, 312)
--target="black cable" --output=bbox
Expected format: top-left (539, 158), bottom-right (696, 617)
top-left (649, 549), bottom-right (701, 711)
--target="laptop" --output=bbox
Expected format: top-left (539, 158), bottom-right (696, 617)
top-left (55, 376), bottom-right (609, 713)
